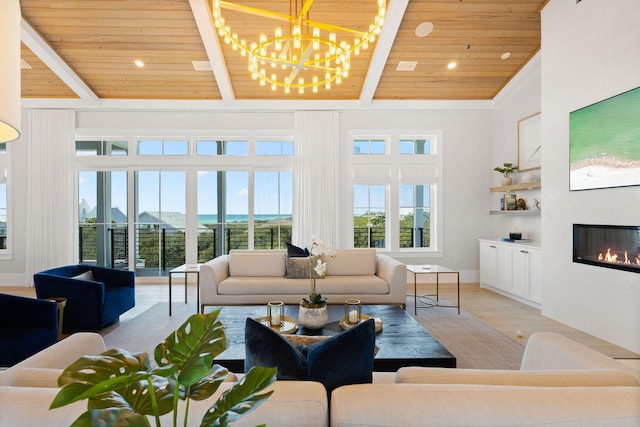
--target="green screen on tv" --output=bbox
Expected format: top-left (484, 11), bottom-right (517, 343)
top-left (569, 87), bottom-right (640, 191)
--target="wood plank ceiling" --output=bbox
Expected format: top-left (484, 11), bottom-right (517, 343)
top-left (19, 0), bottom-right (547, 103)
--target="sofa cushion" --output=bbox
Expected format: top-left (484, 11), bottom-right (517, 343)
top-left (324, 249), bottom-right (376, 276)
top-left (286, 242), bottom-right (309, 257)
top-left (228, 250), bottom-right (286, 277)
top-left (245, 318), bottom-right (376, 393)
top-left (285, 256), bottom-right (323, 279)
top-left (395, 367), bottom-right (640, 387)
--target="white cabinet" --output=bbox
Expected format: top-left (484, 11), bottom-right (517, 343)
top-left (479, 239), bottom-right (541, 308)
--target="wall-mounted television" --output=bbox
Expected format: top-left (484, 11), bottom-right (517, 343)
top-left (569, 87), bottom-right (640, 191)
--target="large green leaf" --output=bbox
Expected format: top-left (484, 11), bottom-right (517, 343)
top-left (182, 364), bottom-right (229, 401)
top-left (154, 310), bottom-right (228, 387)
top-left (58, 349), bottom-right (151, 387)
top-left (199, 366), bottom-right (277, 427)
top-left (52, 349), bottom-right (153, 408)
top-left (51, 348), bottom-right (175, 419)
top-left (70, 408), bottom-right (151, 427)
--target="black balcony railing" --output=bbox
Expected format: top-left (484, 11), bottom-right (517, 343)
top-left (353, 226), bottom-right (430, 248)
top-left (78, 222), bottom-right (293, 276)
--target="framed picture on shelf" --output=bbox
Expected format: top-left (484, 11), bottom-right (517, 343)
top-left (518, 112), bottom-right (541, 171)
top-left (504, 194), bottom-right (517, 210)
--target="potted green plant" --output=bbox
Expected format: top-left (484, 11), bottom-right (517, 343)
top-left (299, 238), bottom-right (335, 329)
top-left (493, 162), bottom-right (518, 185)
top-left (50, 310), bottom-right (277, 427)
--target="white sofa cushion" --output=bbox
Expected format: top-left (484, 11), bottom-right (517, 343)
top-left (228, 250), bottom-right (286, 277)
top-left (324, 249), bottom-right (377, 276)
top-left (218, 275), bottom-right (389, 296)
top-left (395, 367), bottom-right (640, 387)
top-left (331, 384), bottom-right (640, 427)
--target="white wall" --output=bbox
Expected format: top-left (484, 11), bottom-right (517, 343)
top-left (541, 0), bottom-right (640, 353)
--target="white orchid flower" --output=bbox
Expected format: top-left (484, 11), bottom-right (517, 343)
top-left (313, 258), bottom-right (327, 277)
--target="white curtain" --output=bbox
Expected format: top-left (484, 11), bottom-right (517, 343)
top-left (25, 110), bottom-right (76, 285)
top-left (292, 111), bottom-right (341, 247)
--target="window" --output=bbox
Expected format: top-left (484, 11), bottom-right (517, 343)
top-left (353, 139), bottom-right (386, 154)
top-left (196, 140), bottom-right (248, 156)
top-left (256, 140), bottom-right (294, 156)
top-left (399, 184), bottom-right (431, 248)
top-left (254, 171), bottom-right (292, 249)
top-left (76, 136), bottom-right (293, 275)
top-left (351, 131), bottom-right (441, 252)
top-left (399, 138), bottom-right (431, 154)
top-left (136, 171), bottom-right (187, 273)
top-left (78, 171), bottom-right (128, 268)
top-left (353, 185), bottom-right (386, 248)
top-left (197, 170), bottom-right (249, 260)
top-left (76, 141), bottom-right (128, 156)
top-left (137, 140), bottom-right (188, 156)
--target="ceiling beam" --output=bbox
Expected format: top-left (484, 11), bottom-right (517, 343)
top-left (360, 0), bottom-right (409, 106)
top-left (189, 0), bottom-right (235, 104)
top-left (20, 18), bottom-right (100, 106)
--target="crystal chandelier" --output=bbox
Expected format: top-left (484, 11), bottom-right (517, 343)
top-left (212, 0), bottom-right (387, 94)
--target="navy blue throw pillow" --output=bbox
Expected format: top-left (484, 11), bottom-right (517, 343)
top-left (244, 318), bottom-right (376, 393)
top-left (286, 242), bottom-right (309, 257)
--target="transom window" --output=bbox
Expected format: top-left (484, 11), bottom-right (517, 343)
top-left (196, 140), bottom-right (249, 156)
top-left (353, 138), bottom-right (386, 154)
top-left (137, 140), bottom-right (188, 156)
top-left (76, 140), bottom-right (128, 156)
top-left (256, 140), bottom-right (294, 156)
top-left (400, 138), bottom-right (432, 154)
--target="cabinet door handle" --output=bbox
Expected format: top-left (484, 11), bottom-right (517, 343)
top-left (520, 250), bottom-right (529, 254)
top-left (489, 245), bottom-right (496, 248)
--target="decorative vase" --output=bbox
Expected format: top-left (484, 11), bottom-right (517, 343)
top-left (298, 304), bottom-right (328, 329)
top-left (501, 176), bottom-right (512, 186)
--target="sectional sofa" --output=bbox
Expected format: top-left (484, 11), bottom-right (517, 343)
top-left (199, 248), bottom-right (406, 311)
top-left (1, 332), bottom-right (638, 426)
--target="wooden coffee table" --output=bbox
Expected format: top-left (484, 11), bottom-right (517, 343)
top-left (207, 305), bottom-right (456, 372)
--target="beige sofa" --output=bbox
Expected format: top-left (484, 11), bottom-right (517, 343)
top-left (199, 249), bottom-right (407, 311)
top-left (1, 332), bottom-right (638, 426)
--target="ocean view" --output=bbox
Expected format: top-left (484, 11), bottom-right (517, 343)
top-left (198, 214), bottom-right (291, 223)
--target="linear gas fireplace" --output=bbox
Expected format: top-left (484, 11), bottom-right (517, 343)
top-left (573, 224), bottom-right (640, 273)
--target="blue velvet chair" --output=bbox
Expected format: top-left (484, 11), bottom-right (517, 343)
top-left (0, 294), bottom-right (59, 367)
top-left (34, 265), bottom-right (135, 333)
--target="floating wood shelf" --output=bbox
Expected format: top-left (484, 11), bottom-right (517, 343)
top-left (489, 210), bottom-right (541, 216)
top-left (490, 181), bottom-right (541, 192)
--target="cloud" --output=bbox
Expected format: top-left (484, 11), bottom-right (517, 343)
top-left (237, 188), bottom-right (248, 196)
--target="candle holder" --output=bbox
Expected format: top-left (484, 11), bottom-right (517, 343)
top-left (344, 299), bottom-right (361, 325)
top-left (267, 301), bottom-right (284, 327)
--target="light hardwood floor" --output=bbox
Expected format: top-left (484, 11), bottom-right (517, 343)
top-left (4, 281), bottom-right (639, 363)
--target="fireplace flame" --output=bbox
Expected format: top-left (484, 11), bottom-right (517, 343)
top-left (597, 248), bottom-right (640, 266)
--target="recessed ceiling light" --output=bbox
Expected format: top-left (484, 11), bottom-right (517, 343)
top-left (134, 60), bottom-right (145, 68)
top-left (415, 22), bottom-right (434, 37)
top-left (501, 52), bottom-right (511, 60)
top-left (192, 60), bottom-right (213, 71)
top-left (396, 61), bottom-right (417, 71)
top-left (447, 62), bottom-right (457, 70)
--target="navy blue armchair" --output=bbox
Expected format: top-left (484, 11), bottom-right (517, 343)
top-left (34, 265), bottom-right (135, 333)
top-left (0, 294), bottom-right (58, 366)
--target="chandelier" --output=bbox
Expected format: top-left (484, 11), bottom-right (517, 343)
top-left (212, 0), bottom-right (387, 94)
